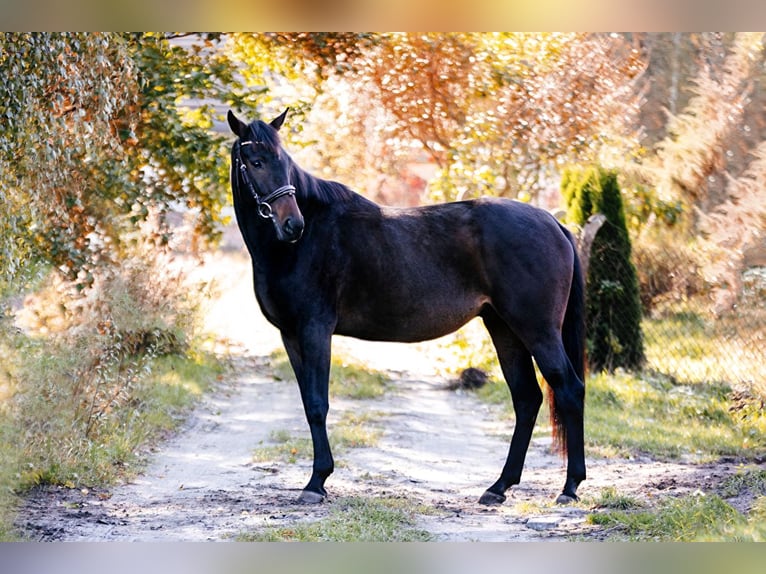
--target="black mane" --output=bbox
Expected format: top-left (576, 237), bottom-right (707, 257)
top-left (290, 165), bottom-right (357, 205)
top-left (245, 120), bottom-right (357, 206)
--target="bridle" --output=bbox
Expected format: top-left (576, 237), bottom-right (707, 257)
top-left (235, 140), bottom-right (297, 220)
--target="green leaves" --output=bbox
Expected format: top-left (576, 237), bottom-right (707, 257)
top-left (0, 33), bottom-right (250, 294)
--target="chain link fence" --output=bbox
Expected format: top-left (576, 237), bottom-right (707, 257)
top-left (584, 225), bottom-right (766, 399)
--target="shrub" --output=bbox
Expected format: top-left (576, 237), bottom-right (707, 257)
top-left (6, 241), bottom-right (214, 489)
top-left (563, 165), bottom-right (644, 372)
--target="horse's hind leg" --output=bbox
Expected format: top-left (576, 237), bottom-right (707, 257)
top-left (529, 337), bottom-right (586, 503)
top-left (478, 309), bottom-right (543, 506)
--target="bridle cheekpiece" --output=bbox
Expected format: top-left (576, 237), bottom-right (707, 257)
top-left (236, 140), bottom-right (296, 220)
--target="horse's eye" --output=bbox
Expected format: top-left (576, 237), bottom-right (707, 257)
top-left (252, 160), bottom-right (263, 169)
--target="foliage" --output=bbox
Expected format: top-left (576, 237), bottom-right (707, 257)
top-left (698, 141), bottom-right (766, 312)
top-left (635, 33), bottom-right (766, 310)
top-left (230, 33), bottom-right (644, 204)
top-left (3, 246), bottom-right (220, 492)
top-left (631, 227), bottom-right (707, 310)
top-left (1, 33), bottom-right (135, 291)
top-left (365, 33), bottom-right (644, 202)
top-left (563, 166), bottom-right (644, 372)
top-left (647, 33), bottom-right (764, 212)
top-left (238, 496), bottom-right (433, 542)
top-left (0, 33), bottom-right (251, 294)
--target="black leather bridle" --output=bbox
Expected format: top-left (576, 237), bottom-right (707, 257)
top-left (235, 140), bottom-right (297, 220)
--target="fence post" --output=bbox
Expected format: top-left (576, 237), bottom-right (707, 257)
top-left (577, 213), bottom-right (606, 279)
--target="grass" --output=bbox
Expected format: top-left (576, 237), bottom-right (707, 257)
top-left (252, 411), bottom-right (383, 464)
top-left (718, 467), bottom-right (766, 498)
top-left (584, 450), bottom-right (766, 542)
top-left (468, 363), bottom-right (764, 462)
top-left (14, 350), bottom-right (224, 489)
top-left (237, 496), bottom-right (433, 542)
top-left (643, 304), bottom-right (766, 397)
top-left (269, 349), bottom-right (390, 400)
top-left (0, 334), bottom-right (225, 541)
top-left (588, 492), bottom-right (766, 541)
top-left (450, 306), bottom-right (766, 542)
top-left (585, 370), bottom-right (765, 461)
top-left (591, 486), bottom-right (644, 511)
top-left (458, 310), bottom-right (765, 463)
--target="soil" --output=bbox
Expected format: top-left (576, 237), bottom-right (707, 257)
top-left (16, 247), bottom-right (765, 542)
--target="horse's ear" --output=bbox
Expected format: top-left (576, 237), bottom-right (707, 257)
top-left (227, 110), bottom-right (247, 138)
top-left (270, 108), bottom-right (289, 131)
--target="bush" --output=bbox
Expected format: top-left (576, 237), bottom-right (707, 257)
top-left (632, 227), bottom-right (707, 311)
top-left (563, 166), bottom-right (644, 372)
top-left (4, 241), bottom-right (216, 491)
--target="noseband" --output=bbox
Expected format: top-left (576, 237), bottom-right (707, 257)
top-left (236, 141), bottom-right (296, 220)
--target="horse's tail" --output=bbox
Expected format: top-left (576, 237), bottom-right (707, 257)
top-left (548, 225), bottom-right (586, 456)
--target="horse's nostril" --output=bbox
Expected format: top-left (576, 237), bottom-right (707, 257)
top-left (284, 217), bottom-right (305, 239)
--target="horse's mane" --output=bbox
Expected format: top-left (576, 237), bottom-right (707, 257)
top-left (246, 120), bottom-right (357, 206)
top-left (290, 166), bottom-right (357, 205)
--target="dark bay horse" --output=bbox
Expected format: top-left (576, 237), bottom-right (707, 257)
top-left (227, 109), bottom-right (586, 505)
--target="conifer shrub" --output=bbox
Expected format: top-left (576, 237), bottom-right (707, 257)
top-left (562, 166), bottom-right (644, 372)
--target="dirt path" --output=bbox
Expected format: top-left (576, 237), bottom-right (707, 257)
top-left (16, 248), bottom-right (758, 541)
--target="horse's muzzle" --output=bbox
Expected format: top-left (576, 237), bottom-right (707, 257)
top-left (280, 215), bottom-right (305, 243)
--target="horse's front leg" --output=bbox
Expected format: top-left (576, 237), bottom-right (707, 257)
top-left (281, 325), bottom-right (334, 503)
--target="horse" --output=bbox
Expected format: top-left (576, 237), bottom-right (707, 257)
top-left (227, 109), bottom-right (586, 505)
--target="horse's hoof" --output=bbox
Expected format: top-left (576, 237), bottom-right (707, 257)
top-left (555, 493), bottom-right (578, 505)
top-left (297, 489), bottom-right (325, 504)
top-left (478, 490), bottom-right (506, 506)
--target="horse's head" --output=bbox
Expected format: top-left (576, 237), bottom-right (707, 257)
top-left (228, 109), bottom-right (305, 243)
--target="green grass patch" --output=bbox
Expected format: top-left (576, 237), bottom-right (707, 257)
top-left (473, 378), bottom-right (510, 405)
top-left (455, 298), bottom-right (765, 463)
top-left (591, 486), bottom-right (644, 511)
top-left (253, 411), bottom-right (383, 464)
top-left (588, 493), bottom-right (766, 541)
top-left (468, 367), bottom-right (764, 462)
top-left (453, 348), bottom-right (766, 467)
top-left (13, 350), bottom-right (224, 490)
top-left (252, 430), bottom-right (313, 464)
top-left (718, 467), bottom-right (766, 498)
top-left (643, 305), bottom-right (766, 397)
top-left (269, 350), bottom-right (390, 399)
top-left (238, 496), bottom-right (433, 542)
top-left (585, 371), bottom-right (765, 461)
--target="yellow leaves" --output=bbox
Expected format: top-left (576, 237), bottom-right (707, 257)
top-left (177, 105), bottom-right (213, 131)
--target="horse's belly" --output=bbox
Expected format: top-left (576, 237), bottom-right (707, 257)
top-left (335, 294), bottom-right (488, 343)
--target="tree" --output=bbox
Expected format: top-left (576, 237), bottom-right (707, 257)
top-left (644, 33), bottom-right (764, 218)
top-left (1, 33), bottom-right (137, 292)
top-left (231, 33), bottom-right (645, 204)
top-left (563, 166), bottom-right (644, 372)
top-left (0, 33), bottom-right (252, 294)
top-left (633, 33), bottom-right (766, 310)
